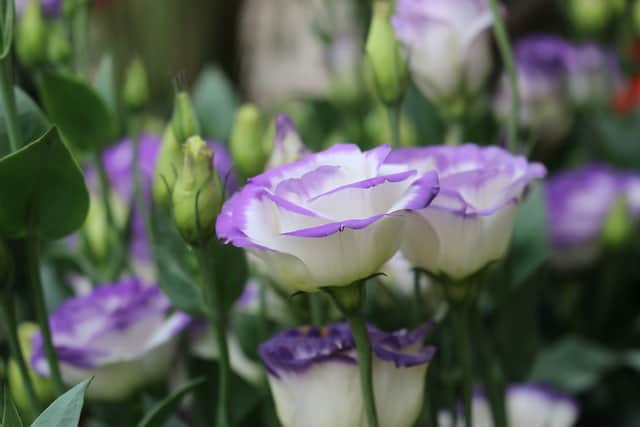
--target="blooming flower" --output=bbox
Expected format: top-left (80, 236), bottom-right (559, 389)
top-left (495, 35), bottom-right (575, 143)
top-left (546, 164), bottom-right (640, 269)
top-left (439, 384), bottom-right (579, 427)
top-left (216, 144), bottom-right (439, 291)
top-left (386, 144), bottom-right (546, 280)
top-left (31, 279), bottom-right (190, 400)
top-left (266, 114), bottom-right (310, 170)
top-left (259, 322), bottom-right (436, 427)
top-left (392, 0), bottom-right (495, 104)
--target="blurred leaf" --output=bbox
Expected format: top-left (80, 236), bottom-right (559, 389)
top-left (38, 71), bottom-right (116, 156)
top-left (192, 66), bottom-right (238, 141)
top-left (211, 238), bottom-right (248, 312)
top-left (0, 0), bottom-right (14, 60)
top-left (30, 378), bottom-right (92, 427)
top-left (0, 88), bottom-right (50, 157)
top-left (623, 350), bottom-right (640, 372)
top-left (1, 386), bottom-right (24, 427)
top-left (593, 111), bottom-right (640, 169)
top-left (509, 183), bottom-right (549, 288)
top-left (93, 55), bottom-right (118, 115)
top-left (0, 127), bottom-right (89, 240)
top-left (529, 336), bottom-right (618, 393)
top-left (137, 377), bottom-right (205, 427)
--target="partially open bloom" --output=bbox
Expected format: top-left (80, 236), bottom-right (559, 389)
top-left (265, 114), bottom-right (310, 170)
top-left (439, 384), bottom-right (578, 427)
top-left (31, 279), bottom-right (190, 400)
top-left (259, 322), bottom-right (436, 427)
top-left (393, 0), bottom-right (495, 105)
top-left (216, 144), bottom-right (439, 291)
top-left (387, 144), bottom-right (546, 280)
top-left (546, 164), bottom-right (640, 269)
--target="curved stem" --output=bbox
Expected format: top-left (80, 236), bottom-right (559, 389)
top-left (0, 60), bottom-right (21, 152)
top-left (386, 103), bottom-right (402, 147)
top-left (26, 236), bottom-right (65, 394)
top-left (488, 0), bottom-right (520, 153)
top-left (452, 305), bottom-right (473, 427)
top-left (346, 313), bottom-right (379, 427)
top-left (0, 294), bottom-right (41, 413)
top-left (195, 244), bottom-right (230, 427)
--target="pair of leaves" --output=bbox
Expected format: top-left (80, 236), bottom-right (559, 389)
top-left (0, 127), bottom-right (89, 240)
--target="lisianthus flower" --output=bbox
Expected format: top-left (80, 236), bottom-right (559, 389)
top-left (392, 0), bottom-right (495, 105)
top-left (217, 144), bottom-right (439, 291)
top-left (31, 279), bottom-right (190, 400)
top-left (439, 384), bottom-right (579, 427)
top-left (386, 144), bottom-right (546, 280)
top-left (259, 322), bottom-right (436, 427)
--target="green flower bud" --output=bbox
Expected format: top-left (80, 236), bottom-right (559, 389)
top-left (8, 323), bottom-right (55, 416)
top-left (82, 195), bottom-right (116, 261)
top-left (123, 58), bottom-right (149, 113)
top-left (172, 136), bottom-right (223, 246)
top-left (153, 126), bottom-right (182, 210)
top-left (0, 239), bottom-right (13, 286)
top-left (171, 91), bottom-right (201, 144)
top-left (568, 0), bottom-right (611, 34)
top-left (47, 22), bottom-right (71, 64)
top-left (230, 104), bottom-right (266, 178)
top-left (602, 196), bottom-right (632, 249)
top-left (365, 1), bottom-right (408, 105)
top-left (17, 0), bottom-right (48, 67)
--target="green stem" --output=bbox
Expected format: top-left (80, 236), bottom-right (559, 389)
top-left (0, 294), bottom-right (41, 413)
top-left (72, 3), bottom-right (89, 76)
top-left (195, 244), bottom-right (230, 427)
top-left (309, 293), bottom-right (324, 325)
top-left (346, 313), bottom-right (379, 427)
top-left (386, 103), bottom-right (402, 147)
top-left (488, 0), bottom-right (519, 153)
top-left (451, 305), bottom-right (473, 427)
top-left (0, 60), bottom-right (21, 152)
top-left (25, 236), bottom-right (65, 394)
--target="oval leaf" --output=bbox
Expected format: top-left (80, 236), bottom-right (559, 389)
top-left (38, 71), bottom-right (116, 156)
top-left (137, 377), bottom-right (205, 427)
top-left (0, 127), bottom-right (89, 239)
top-left (30, 378), bottom-right (92, 427)
top-left (0, 88), bottom-right (50, 157)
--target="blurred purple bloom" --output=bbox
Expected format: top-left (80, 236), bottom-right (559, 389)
top-left (568, 43), bottom-right (622, 106)
top-left (259, 322), bottom-right (435, 427)
top-left (15, 0), bottom-right (62, 17)
top-left (31, 279), bottom-right (190, 400)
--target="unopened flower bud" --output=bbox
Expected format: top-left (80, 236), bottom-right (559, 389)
top-left (171, 91), bottom-right (201, 144)
top-left (46, 22), bottom-right (71, 64)
top-left (230, 104), bottom-right (266, 178)
top-left (0, 239), bottom-right (13, 286)
top-left (153, 126), bottom-right (182, 210)
top-left (123, 57), bottom-right (149, 113)
top-left (172, 136), bottom-right (223, 246)
top-left (365, 1), bottom-right (408, 105)
top-left (17, 0), bottom-right (48, 67)
top-left (602, 196), bottom-right (631, 249)
top-left (265, 114), bottom-right (310, 169)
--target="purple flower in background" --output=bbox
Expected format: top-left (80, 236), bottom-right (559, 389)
top-left (393, 0), bottom-right (495, 103)
top-left (15, 0), bottom-right (62, 17)
top-left (266, 114), bottom-right (310, 170)
top-left (386, 144), bottom-right (546, 280)
top-left (495, 35), bottom-right (575, 143)
top-left (568, 43), bottom-right (622, 106)
top-left (439, 384), bottom-right (579, 427)
top-left (31, 279), bottom-right (190, 400)
top-left (259, 322), bottom-right (436, 427)
top-left (216, 144), bottom-right (439, 292)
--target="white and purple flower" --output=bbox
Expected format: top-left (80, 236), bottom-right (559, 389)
top-left (439, 384), bottom-right (579, 427)
top-left (31, 279), bottom-right (190, 400)
top-left (259, 322), bottom-right (436, 427)
top-left (216, 144), bottom-right (439, 291)
top-left (386, 144), bottom-right (546, 280)
top-left (392, 0), bottom-right (495, 104)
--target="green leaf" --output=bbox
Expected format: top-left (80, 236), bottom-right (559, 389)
top-left (211, 238), bottom-right (248, 312)
top-left (0, 88), bottom-right (50, 157)
top-left (30, 378), bottom-right (92, 427)
top-left (529, 336), bottom-right (618, 393)
top-left (38, 71), bottom-right (116, 155)
top-left (93, 55), bottom-right (118, 115)
top-left (593, 110), bottom-right (640, 169)
top-left (0, 127), bottom-right (89, 240)
top-left (137, 377), bottom-right (205, 427)
top-left (509, 183), bottom-right (549, 287)
top-left (192, 66), bottom-right (238, 140)
top-left (0, 0), bottom-right (14, 60)
top-left (1, 386), bottom-right (24, 427)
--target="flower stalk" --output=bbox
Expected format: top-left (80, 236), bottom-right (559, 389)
top-left (451, 302), bottom-right (473, 427)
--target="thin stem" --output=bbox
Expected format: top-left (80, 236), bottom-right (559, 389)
top-left (25, 236), bottom-right (65, 394)
top-left (452, 305), bottom-right (473, 427)
top-left (0, 295), bottom-right (41, 413)
top-left (0, 60), bottom-right (21, 152)
top-left (346, 313), bottom-right (379, 427)
top-left (195, 244), bottom-right (230, 427)
top-left (488, 0), bottom-right (520, 153)
top-left (386, 103), bottom-right (402, 147)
